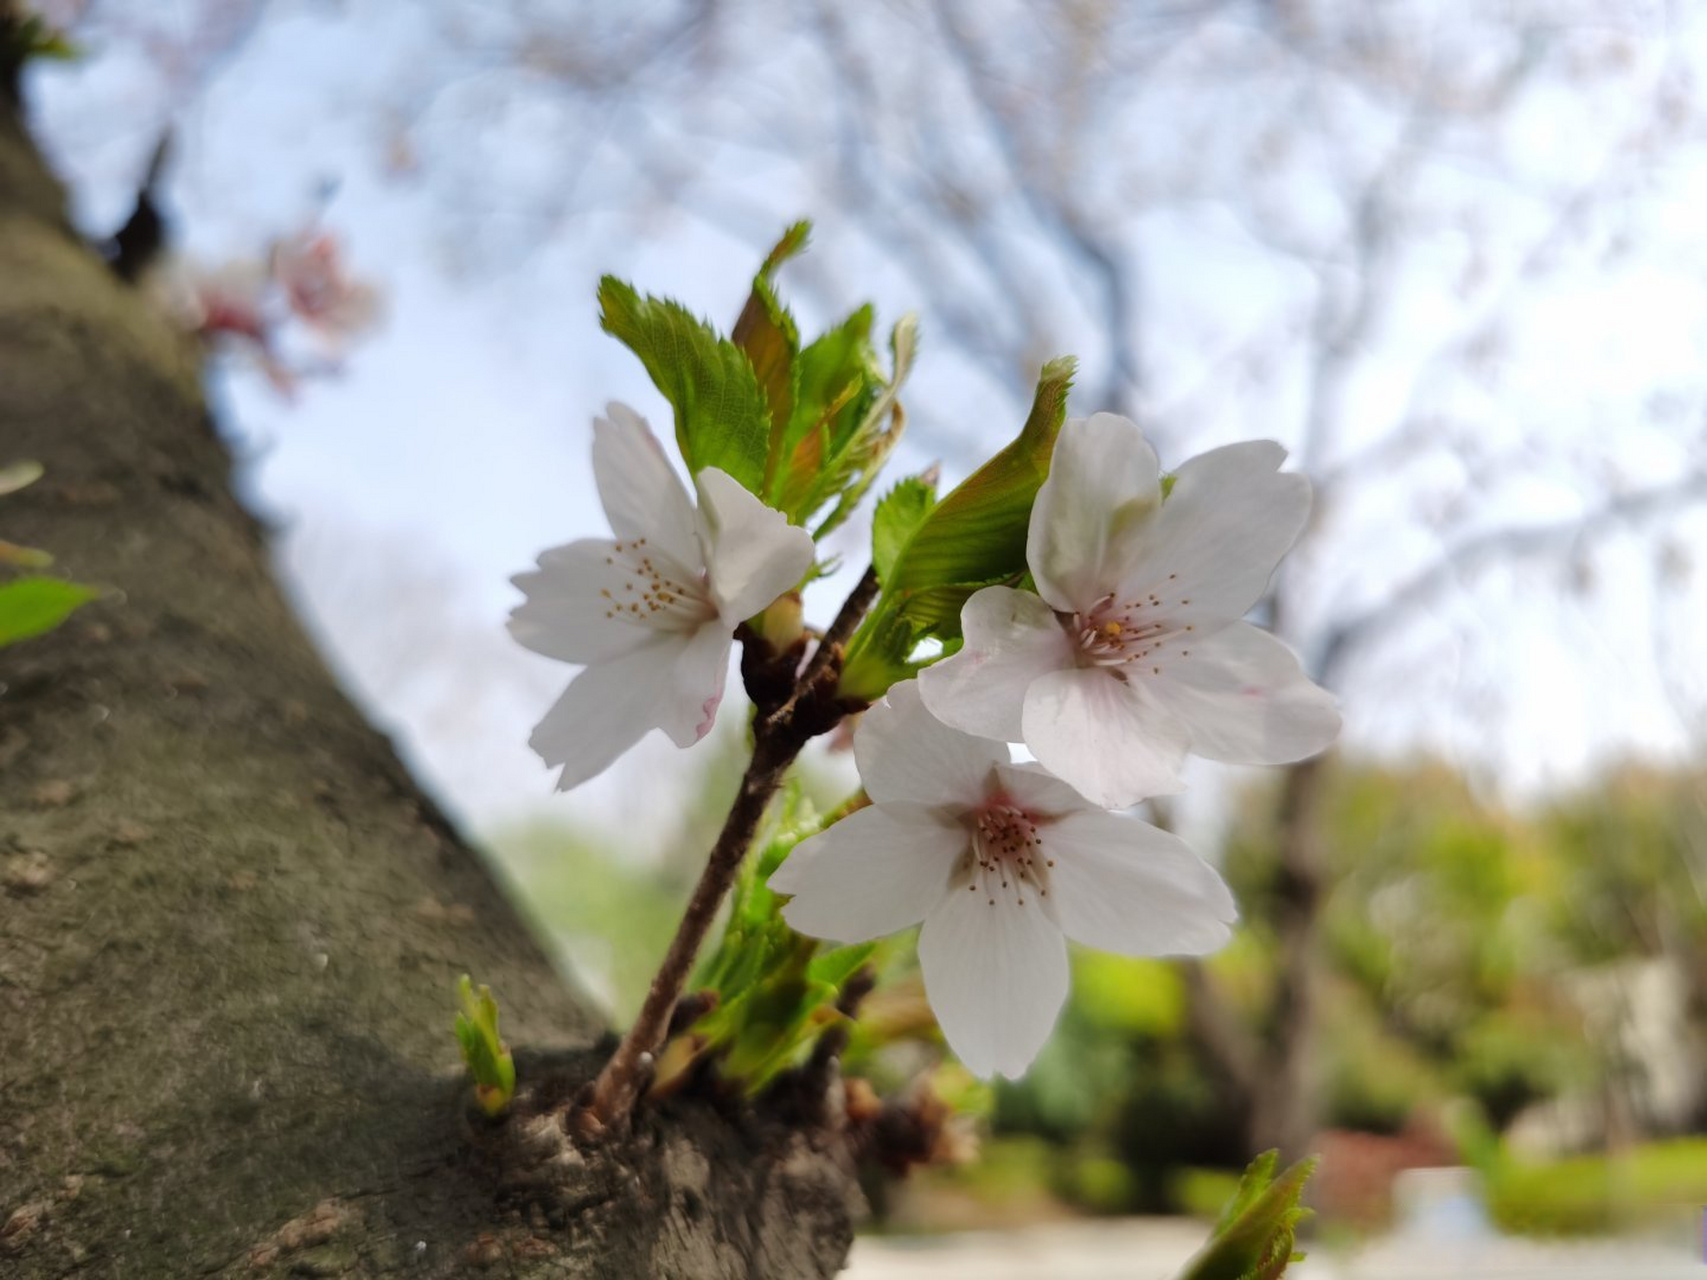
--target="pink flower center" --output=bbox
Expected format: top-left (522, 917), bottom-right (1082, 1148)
top-left (598, 537), bottom-right (717, 632)
top-left (1069, 588), bottom-right (1194, 670)
top-left (963, 802), bottom-right (1055, 908)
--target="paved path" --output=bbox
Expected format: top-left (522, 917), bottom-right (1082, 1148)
top-left (845, 1219), bottom-right (1703, 1279)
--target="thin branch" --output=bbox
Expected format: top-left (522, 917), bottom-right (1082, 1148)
top-left (581, 722), bottom-right (800, 1135)
top-left (797, 565), bottom-right (879, 694)
top-left (579, 562), bottom-right (882, 1136)
top-left (1181, 958), bottom-right (1260, 1099)
top-left (1318, 469), bottom-right (1707, 684)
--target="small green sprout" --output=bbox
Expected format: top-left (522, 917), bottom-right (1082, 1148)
top-left (0, 461), bottom-right (102, 648)
top-left (1174, 1150), bottom-right (1318, 1280)
top-left (454, 975), bottom-right (515, 1117)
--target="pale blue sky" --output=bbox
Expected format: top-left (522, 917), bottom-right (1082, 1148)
top-left (23, 0), bottom-right (1707, 846)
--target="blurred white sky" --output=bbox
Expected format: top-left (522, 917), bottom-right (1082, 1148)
top-left (20, 0), bottom-right (1707, 849)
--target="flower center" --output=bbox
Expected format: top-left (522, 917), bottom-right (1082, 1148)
top-left (598, 537), bottom-right (717, 632)
top-left (963, 802), bottom-right (1054, 908)
top-left (1069, 587), bottom-right (1193, 670)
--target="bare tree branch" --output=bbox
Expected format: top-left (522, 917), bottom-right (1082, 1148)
top-left (1319, 469), bottom-right (1707, 685)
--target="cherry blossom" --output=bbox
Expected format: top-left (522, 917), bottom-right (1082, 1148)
top-left (270, 230), bottom-right (381, 344)
top-left (918, 412), bottom-right (1339, 808)
top-left (769, 681), bottom-right (1236, 1078)
top-left (509, 403), bottom-right (815, 791)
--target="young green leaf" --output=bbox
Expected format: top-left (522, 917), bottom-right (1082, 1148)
top-left (838, 357), bottom-right (1074, 700)
top-left (660, 785), bottom-right (878, 1095)
top-left (809, 315), bottom-right (920, 539)
top-left (1173, 1151), bottom-right (1317, 1280)
top-left (597, 277), bottom-right (771, 494)
top-left (871, 475), bottom-right (938, 584)
top-left (837, 606), bottom-right (926, 704)
top-left (454, 975), bottom-right (516, 1117)
top-left (885, 354), bottom-right (1072, 594)
top-left (773, 306), bottom-right (879, 515)
top-left (0, 576), bottom-right (101, 648)
top-left (734, 223), bottom-right (811, 493)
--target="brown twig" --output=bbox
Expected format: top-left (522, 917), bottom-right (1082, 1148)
top-left (576, 563), bottom-right (882, 1138)
top-left (794, 565), bottom-right (880, 696)
top-left (580, 730), bottom-right (798, 1135)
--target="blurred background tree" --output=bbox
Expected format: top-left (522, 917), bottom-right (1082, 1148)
top-left (21, 0), bottom-right (1707, 1239)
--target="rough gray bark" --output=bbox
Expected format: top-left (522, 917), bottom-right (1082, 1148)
top-left (0, 93), bottom-right (859, 1277)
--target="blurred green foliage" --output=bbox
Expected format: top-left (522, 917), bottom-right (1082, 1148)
top-left (1483, 1137), bottom-right (1707, 1234)
top-left (487, 747), bottom-right (1707, 1232)
top-left (485, 727), bottom-right (753, 1020)
top-left (986, 760), bottom-right (1707, 1222)
top-left (1233, 764), bottom-right (1599, 1133)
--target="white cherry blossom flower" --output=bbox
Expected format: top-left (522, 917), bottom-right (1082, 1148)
top-left (509, 403), bottom-right (815, 791)
top-left (918, 412), bottom-right (1339, 808)
top-left (769, 681), bottom-right (1236, 1079)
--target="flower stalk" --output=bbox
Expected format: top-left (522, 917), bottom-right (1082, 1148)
top-left (576, 567), bottom-right (878, 1137)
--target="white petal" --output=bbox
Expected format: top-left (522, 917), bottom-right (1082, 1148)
top-left (695, 468), bottom-right (816, 621)
top-left (771, 804), bottom-right (965, 944)
top-left (655, 622), bottom-right (732, 748)
top-left (592, 402), bottom-right (702, 570)
top-left (993, 761), bottom-right (1095, 817)
top-left (919, 883), bottom-right (1070, 1079)
top-left (1145, 621), bottom-right (1340, 765)
top-left (508, 539), bottom-right (654, 664)
top-left (1021, 667), bottom-right (1189, 808)
top-left (1123, 440), bottom-right (1310, 622)
top-left (1028, 413), bottom-right (1162, 613)
top-left (528, 636), bottom-right (687, 790)
top-left (1043, 811), bottom-right (1237, 957)
top-left (855, 679), bottom-right (1007, 810)
top-left (918, 587), bottom-right (1076, 743)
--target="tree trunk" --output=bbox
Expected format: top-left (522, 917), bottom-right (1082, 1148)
top-left (1246, 755), bottom-right (1329, 1162)
top-left (0, 95), bottom-right (859, 1278)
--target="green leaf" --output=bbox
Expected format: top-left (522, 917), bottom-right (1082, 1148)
top-left (773, 307), bottom-right (880, 514)
top-left (886, 355), bottom-right (1072, 594)
top-left (663, 785), bottom-right (879, 1094)
top-left (1173, 1151), bottom-right (1317, 1280)
top-left (894, 573), bottom-right (1015, 634)
top-left (838, 606), bottom-right (925, 701)
top-left (759, 220), bottom-right (812, 276)
top-left (838, 357), bottom-right (1074, 700)
top-left (454, 974), bottom-right (516, 1117)
top-left (872, 475), bottom-right (938, 583)
top-left (809, 315), bottom-right (919, 539)
top-left (735, 224), bottom-right (811, 495)
top-left (808, 943), bottom-right (878, 990)
top-left (598, 277), bottom-right (771, 494)
top-left (0, 576), bottom-right (100, 648)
